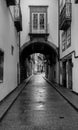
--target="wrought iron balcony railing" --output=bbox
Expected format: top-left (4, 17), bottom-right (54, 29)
top-left (59, 2), bottom-right (72, 30)
top-left (14, 5), bottom-right (22, 32)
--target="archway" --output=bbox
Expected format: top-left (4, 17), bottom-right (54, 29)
top-left (20, 39), bottom-right (58, 82)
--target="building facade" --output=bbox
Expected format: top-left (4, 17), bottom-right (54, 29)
top-left (20, 0), bottom-right (59, 83)
top-left (0, 0), bottom-right (22, 101)
top-left (21, 0), bottom-right (58, 46)
top-left (59, 0), bottom-right (78, 93)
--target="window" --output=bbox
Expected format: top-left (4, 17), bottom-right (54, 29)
top-left (62, 31), bottom-right (67, 51)
top-left (62, 27), bottom-right (71, 52)
top-left (11, 45), bottom-right (14, 55)
top-left (40, 13), bottom-right (45, 29)
top-left (33, 13), bottom-right (38, 30)
top-left (67, 27), bottom-right (71, 48)
top-left (0, 50), bottom-right (4, 82)
top-left (30, 6), bottom-right (48, 34)
top-left (32, 13), bottom-right (46, 33)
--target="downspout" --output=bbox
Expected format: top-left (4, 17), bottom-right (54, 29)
top-left (58, 0), bottom-right (60, 84)
top-left (19, 0), bottom-right (21, 84)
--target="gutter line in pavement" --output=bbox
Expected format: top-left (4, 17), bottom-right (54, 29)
top-left (0, 75), bottom-right (32, 121)
top-left (43, 76), bottom-right (78, 112)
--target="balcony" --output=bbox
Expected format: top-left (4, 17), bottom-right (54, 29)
top-left (29, 24), bottom-right (49, 41)
top-left (6, 0), bottom-right (16, 6)
top-left (59, 3), bottom-right (72, 30)
top-left (14, 5), bottom-right (22, 32)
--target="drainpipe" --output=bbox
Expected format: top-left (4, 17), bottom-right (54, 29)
top-left (19, 0), bottom-right (21, 84)
top-left (58, 0), bottom-right (60, 85)
top-left (18, 32), bottom-right (20, 85)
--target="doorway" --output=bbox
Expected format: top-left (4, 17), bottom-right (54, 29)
top-left (62, 61), bottom-right (66, 88)
top-left (68, 58), bottom-right (72, 89)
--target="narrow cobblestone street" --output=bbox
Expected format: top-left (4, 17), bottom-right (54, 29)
top-left (0, 74), bottom-right (78, 130)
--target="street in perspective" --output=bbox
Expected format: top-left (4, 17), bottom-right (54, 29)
top-left (0, 74), bottom-right (78, 130)
top-left (0, 0), bottom-right (78, 129)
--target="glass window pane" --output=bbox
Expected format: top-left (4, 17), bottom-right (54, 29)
top-left (40, 13), bottom-right (45, 30)
top-left (33, 13), bottom-right (38, 30)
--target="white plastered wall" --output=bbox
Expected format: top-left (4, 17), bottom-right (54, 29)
top-left (20, 0), bottom-right (58, 47)
top-left (0, 0), bottom-right (19, 101)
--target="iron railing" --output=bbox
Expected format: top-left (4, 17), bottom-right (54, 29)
top-left (59, 2), bottom-right (72, 30)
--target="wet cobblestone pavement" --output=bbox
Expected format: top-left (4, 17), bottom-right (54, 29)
top-left (0, 74), bottom-right (78, 130)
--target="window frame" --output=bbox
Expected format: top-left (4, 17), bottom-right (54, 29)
top-left (62, 27), bottom-right (71, 52)
top-left (32, 12), bottom-right (46, 33)
top-left (29, 6), bottom-right (48, 34)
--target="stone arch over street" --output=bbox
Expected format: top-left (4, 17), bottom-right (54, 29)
top-left (20, 39), bottom-right (59, 82)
